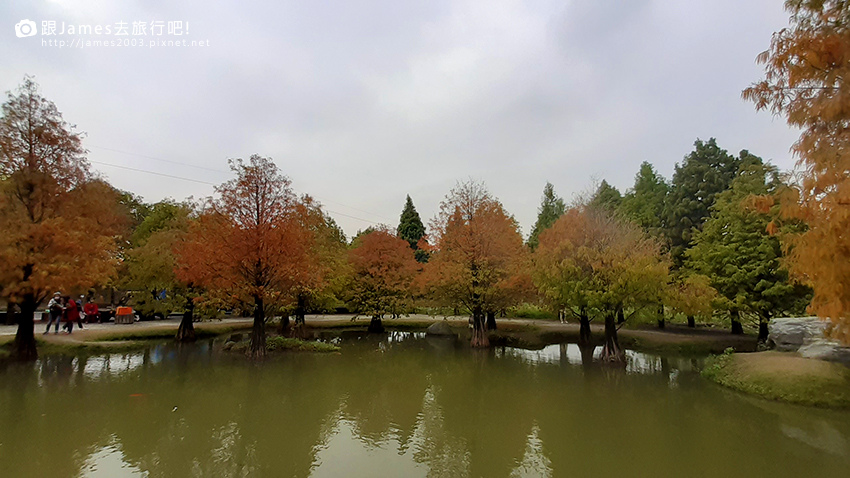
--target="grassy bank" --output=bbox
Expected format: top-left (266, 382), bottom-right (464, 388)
top-left (0, 320), bottom-right (256, 357)
top-left (224, 336), bottom-right (340, 354)
top-left (90, 321), bottom-right (253, 342)
top-left (702, 350), bottom-right (850, 408)
top-left (2, 315), bottom-right (760, 358)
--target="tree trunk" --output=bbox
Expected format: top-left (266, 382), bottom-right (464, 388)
top-left (657, 303), bottom-right (665, 329)
top-left (295, 293), bottom-right (306, 325)
top-left (578, 306), bottom-right (591, 346)
top-left (730, 309), bottom-right (743, 335)
top-left (601, 311), bottom-right (624, 363)
top-left (758, 319), bottom-right (769, 344)
top-left (12, 295), bottom-right (38, 361)
top-left (176, 297), bottom-right (196, 342)
top-left (687, 315), bottom-right (695, 328)
top-left (617, 307), bottom-right (625, 325)
top-left (4, 302), bottom-right (16, 325)
top-left (249, 295), bottom-right (266, 359)
top-left (279, 315), bottom-right (291, 335)
top-left (486, 310), bottom-right (497, 331)
top-left (368, 315), bottom-right (385, 333)
top-left (470, 307), bottom-right (489, 348)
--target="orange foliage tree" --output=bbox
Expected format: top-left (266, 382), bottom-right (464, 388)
top-left (422, 181), bottom-right (527, 347)
top-left (743, 0), bottom-right (850, 343)
top-left (175, 155), bottom-right (308, 358)
top-left (346, 228), bottom-right (420, 332)
top-left (283, 195), bottom-right (348, 331)
top-left (0, 78), bottom-right (126, 360)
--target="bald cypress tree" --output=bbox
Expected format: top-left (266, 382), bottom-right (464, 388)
top-left (398, 195), bottom-right (427, 262)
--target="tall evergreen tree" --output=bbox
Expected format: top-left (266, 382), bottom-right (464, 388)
top-left (527, 182), bottom-right (565, 250)
top-left (664, 138), bottom-right (741, 267)
top-left (687, 154), bottom-right (810, 339)
top-left (620, 161), bottom-right (668, 232)
top-left (397, 195), bottom-right (427, 262)
top-left (588, 180), bottom-right (622, 212)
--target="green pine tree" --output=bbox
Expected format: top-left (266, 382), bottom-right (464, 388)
top-left (620, 161), bottom-right (669, 232)
top-left (664, 138), bottom-right (741, 267)
top-left (397, 195), bottom-right (428, 262)
top-left (686, 154), bottom-right (810, 340)
top-left (588, 180), bottom-right (622, 212)
top-left (527, 182), bottom-right (566, 250)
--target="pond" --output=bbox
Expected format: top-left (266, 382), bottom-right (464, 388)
top-left (1, 331), bottom-right (849, 477)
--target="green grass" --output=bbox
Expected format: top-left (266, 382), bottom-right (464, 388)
top-left (33, 337), bottom-right (152, 355)
top-left (91, 322), bottom-right (253, 342)
top-left (91, 329), bottom-right (179, 342)
top-left (266, 337), bottom-right (340, 353)
top-left (702, 350), bottom-right (850, 408)
top-left (225, 336), bottom-right (340, 354)
top-left (508, 304), bottom-right (556, 320)
top-left (619, 335), bottom-right (731, 356)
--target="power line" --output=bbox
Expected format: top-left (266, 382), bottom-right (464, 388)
top-left (90, 160), bottom-right (381, 226)
top-left (91, 160), bottom-right (217, 185)
top-left (89, 145), bottom-right (394, 223)
top-left (88, 144), bottom-right (229, 174)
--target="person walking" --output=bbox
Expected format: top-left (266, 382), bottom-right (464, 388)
top-left (63, 296), bottom-right (81, 334)
top-left (44, 292), bottom-right (64, 334)
top-left (74, 295), bottom-right (86, 329)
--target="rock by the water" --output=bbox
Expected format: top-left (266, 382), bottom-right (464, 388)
top-left (426, 321), bottom-right (456, 336)
top-left (798, 339), bottom-right (850, 365)
top-left (226, 333), bottom-right (244, 343)
top-left (768, 317), bottom-right (827, 352)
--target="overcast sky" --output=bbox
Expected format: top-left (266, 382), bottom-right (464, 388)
top-left (2, 0), bottom-right (799, 238)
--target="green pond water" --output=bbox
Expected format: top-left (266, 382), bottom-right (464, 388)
top-left (1, 331), bottom-right (849, 477)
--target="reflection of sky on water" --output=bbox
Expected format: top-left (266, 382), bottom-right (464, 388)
top-left (502, 342), bottom-right (701, 386)
top-left (387, 331), bottom-right (426, 343)
top-left (781, 422), bottom-right (849, 456)
top-left (80, 437), bottom-right (146, 478)
top-left (502, 343), bottom-right (590, 365)
top-left (511, 424), bottom-right (552, 478)
top-left (83, 354), bottom-right (145, 379)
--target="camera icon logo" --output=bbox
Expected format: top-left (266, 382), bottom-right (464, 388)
top-left (15, 19), bottom-right (37, 38)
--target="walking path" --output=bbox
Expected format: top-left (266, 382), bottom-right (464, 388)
top-left (0, 314), bottom-right (756, 353)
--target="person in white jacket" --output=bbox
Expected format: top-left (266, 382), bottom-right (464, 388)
top-left (44, 292), bottom-right (64, 334)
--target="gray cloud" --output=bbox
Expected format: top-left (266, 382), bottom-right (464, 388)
top-left (1, 0), bottom-right (799, 237)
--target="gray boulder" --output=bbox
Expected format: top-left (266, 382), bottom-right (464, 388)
top-left (768, 317), bottom-right (827, 352)
top-left (426, 321), bottom-right (456, 336)
top-left (798, 339), bottom-right (850, 365)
